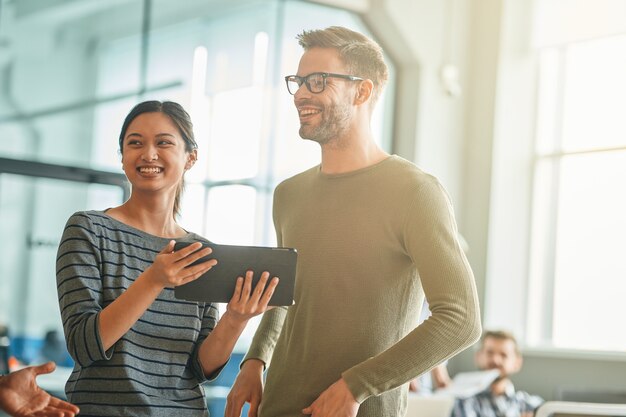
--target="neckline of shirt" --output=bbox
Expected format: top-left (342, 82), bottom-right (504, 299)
top-left (97, 209), bottom-right (194, 241)
top-left (316, 154), bottom-right (399, 180)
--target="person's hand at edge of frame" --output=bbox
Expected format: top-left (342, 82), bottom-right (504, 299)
top-left (0, 361), bottom-right (80, 417)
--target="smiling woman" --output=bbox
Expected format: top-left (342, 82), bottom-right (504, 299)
top-left (54, 100), bottom-right (279, 417)
top-left (116, 101), bottom-right (199, 221)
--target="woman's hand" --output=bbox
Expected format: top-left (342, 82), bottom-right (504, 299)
top-left (196, 271), bottom-right (280, 376)
top-left (146, 240), bottom-right (217, 289)
top-left (225, 270), bottom-right (279, 323)
top-left (99, 240), bottom-right (217, 351)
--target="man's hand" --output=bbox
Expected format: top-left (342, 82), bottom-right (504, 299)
top-left (302, 378), bottom-right (359, 417)
top-left (225, 359), bottom-right (265, 417)
top-left (0, 362), bottom-right (80, 417)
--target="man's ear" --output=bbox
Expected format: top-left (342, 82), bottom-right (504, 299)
top-left (185, 149), bottom-right (198, 170)
top-left (354, 79), bottom-right (374, 105)
top-left (514, 354), bottom-right (523, 373)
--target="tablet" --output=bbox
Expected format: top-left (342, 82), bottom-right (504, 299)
top-left (173, 241), bottom-right (297, 306)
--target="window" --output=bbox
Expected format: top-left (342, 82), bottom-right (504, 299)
top-left (526, 34), bottom-right (626, 352)
top-left (0, 0), bottom-right (395, 365)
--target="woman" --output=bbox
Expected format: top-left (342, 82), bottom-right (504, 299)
top-left (56, 100), bottom-right (278, 416)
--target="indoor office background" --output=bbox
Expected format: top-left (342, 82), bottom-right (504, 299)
top-left (1, 0), bottom-right (626, 413)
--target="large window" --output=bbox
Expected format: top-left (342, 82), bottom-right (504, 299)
top-left (483, 0), bottom-right (626, 358)
top-left (0, 0), bottom-right (395, 365)
top-left (527, 34), bottom-right (626, 353)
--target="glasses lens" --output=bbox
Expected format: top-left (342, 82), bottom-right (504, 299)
top-left (286, 77), bottom-right (300, 95)
top-left (307, 73), bottom-right (325, 93)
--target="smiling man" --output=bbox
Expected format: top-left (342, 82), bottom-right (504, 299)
top-left (452, 331), bottom-right (544, 417)
top-left (226, 26), bottom-right (482, 417)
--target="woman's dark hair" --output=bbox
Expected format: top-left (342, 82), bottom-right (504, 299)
top-left (118, 100), bottom-right (198, 218)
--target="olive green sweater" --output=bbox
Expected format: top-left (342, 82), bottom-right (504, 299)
top-left (244, 155), bottom-right (481, 417)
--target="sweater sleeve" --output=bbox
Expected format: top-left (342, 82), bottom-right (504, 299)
top-left (56, 212), bottom-right (111, 367)
top-left (242, 307), bottom-right (288, 367)
top-left (342, 177), bottom-right (482, 402)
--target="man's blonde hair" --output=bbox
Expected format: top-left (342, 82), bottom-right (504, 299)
top-left (481, 330), bottom-right (521, 355)
top-left (296, 26), bottom-right (389, 104)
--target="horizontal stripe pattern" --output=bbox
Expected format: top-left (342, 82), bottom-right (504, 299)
top-left (56, 211), bottom-right (220, 416)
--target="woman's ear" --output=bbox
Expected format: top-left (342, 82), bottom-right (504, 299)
top-left (354, 79), bottom-right (374, 105)
top-left (185, 149), bottom-right (198, 170)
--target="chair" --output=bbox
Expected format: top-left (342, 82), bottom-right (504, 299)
top-left (535, 401), bottom-right (626, 417)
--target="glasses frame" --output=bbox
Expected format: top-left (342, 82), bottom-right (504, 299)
top-left (284, 72), bottom-right (364, 95)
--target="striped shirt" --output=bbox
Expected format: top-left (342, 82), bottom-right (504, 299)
top-left (452, 382), bottom-right (544, 417)
top-left (56, 210), bottom-right (220, 417)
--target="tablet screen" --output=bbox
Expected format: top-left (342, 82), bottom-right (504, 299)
top-left (173, 241), bottom-right (297, 306)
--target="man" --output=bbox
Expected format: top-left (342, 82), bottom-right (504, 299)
top-left (452, 331), bottom-right (544, 417)
top-left (0, 362), bottom-right (79, 417)
top-left (226, 26), bottom-right (482, 417)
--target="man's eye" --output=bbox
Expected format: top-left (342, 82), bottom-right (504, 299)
top-left (312, 78), bottom-right (323, 86)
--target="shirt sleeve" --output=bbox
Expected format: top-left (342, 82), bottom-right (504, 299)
top-left (342, 176), bottom-right (482, 402)
top-left (190, 302), bottom-right (222, 382)
top-left (452, 397), bottom-right (480, 417)
top-left (241, 307), bottom-right (288, 368)
top-left (520, 392), bottom-right (544, 413)
top-left (56, 212), bottom-right (111, 367)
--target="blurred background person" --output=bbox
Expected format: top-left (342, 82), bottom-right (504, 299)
top-left (452, 330), bottom-right (543, 417)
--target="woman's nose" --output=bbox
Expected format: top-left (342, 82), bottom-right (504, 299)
top-left (141, 148), bottom-right (158, 162)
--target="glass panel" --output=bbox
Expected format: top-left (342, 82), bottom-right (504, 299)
top-left (562, 34), bottom-right (626, 152)
top-left (0, 174), bottom-right (124, 364)
top-left (535, 48), bottom-right (561, 155)
top-left (527, 158), bottom-right (557, 347)
top-left (204, 185), bottom-right (257, 245)
top-left (552, 151), bottom-right (626, 351)
top-left (0, 0), bottom-right (144, 167)
top-left (179, 183), bottom-right (208, 235)
top-left (91, 99), bottom-right (140, 171)
top-left (208, 87), bottom-right (263, 181)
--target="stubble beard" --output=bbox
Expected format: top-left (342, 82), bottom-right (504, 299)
top-left (299, 101), bottom-right (353, 146)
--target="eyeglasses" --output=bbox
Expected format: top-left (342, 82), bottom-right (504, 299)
top-left (284, 72), bottom-right (364, 95)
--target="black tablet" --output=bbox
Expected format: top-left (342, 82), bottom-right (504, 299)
top-left (173, 241), bottom-right (297, 306)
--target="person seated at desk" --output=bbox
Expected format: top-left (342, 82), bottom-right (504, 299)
top-left (452, 330), bottom-right (543, 417)
top-left (0, 362), bottom-right (79, 417)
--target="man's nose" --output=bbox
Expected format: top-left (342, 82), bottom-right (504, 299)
top-left (294, 82), bottom-right (311, 100)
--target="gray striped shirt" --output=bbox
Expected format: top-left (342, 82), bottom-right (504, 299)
top-left (56, 211), bottom-right (220, 416)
